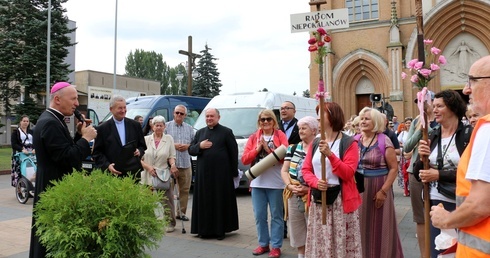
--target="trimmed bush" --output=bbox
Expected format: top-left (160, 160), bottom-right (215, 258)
top-left (34, 169), bottom-right (167, 258)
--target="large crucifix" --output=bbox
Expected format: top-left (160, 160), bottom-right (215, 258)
top-left (178, 36), bottom-right (202, 96)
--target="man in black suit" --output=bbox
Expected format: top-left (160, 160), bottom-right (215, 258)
top-left (278, 101), bottom-right (300, 239)
top-left (30, 82), bottom-right (97, 258)
top-left (93, 95), bottom-right (146, 177)
top-left (278, 101), bottom-right (300, 144)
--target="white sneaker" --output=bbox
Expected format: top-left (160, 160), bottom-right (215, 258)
top-left (166, 226), bottom-right (175, 233)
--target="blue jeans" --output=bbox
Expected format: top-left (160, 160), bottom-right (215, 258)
top-left (251, 188), bottom-right (284, 248)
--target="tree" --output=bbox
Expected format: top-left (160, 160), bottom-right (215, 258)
top-left (259, 88), bottom-right (268, 92)
top-left (303, 89), bottom-right (310, 98)
top-left (0, 0), bottom-right (74, 124)
top-left (166, 64), bottom-right (187, 95)
top-left (193, 44), bottom-right (221, 98)
top-left (125, 49), bottom-right (170, 94)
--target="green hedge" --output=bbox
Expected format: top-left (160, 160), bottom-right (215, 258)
top-left (34, 170), bottom-right (167, 258)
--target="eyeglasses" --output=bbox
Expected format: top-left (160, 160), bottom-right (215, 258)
top-left (467, 75), bottom-right (490, 89)
top-left (280, 107), bottom-right (294, 111)
top-left (174, 111), bottom-right (186, 116)
top-left (260, 117), bottom-right (273, 123)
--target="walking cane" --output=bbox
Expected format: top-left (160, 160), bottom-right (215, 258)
top-left (173, 176), bottom-right (186, 234)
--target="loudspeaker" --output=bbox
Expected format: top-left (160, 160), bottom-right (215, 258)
top-left (370, 94), bottom-right (382, 102)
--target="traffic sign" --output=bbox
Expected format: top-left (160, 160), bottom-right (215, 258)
top-left (290, 8), bottom-right (349, 33)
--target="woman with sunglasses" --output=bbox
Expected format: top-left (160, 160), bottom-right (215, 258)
top-left (242, 109), bottom-right (289, 258)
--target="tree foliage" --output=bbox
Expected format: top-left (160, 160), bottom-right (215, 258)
top-left (125, 49), bottom-right (170, 94)
top-left (303, 89), bottom-right (310, 98)
top-left (192, 44), bottom-right (221, 98)
top-left (0, 0), bottom-right (74, 123)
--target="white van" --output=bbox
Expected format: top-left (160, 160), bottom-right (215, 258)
top-left (192, 92), bottom-right (318, 189)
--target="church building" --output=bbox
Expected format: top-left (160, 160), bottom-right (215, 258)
top-left (308, 0), bottom-right (490, 119)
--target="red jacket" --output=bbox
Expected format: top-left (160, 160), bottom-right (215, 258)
top-left (302, 140), bottom-right (362, 213)
top-left (241, 129), bottom-right (289, 165)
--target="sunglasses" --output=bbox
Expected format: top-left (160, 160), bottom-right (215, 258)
top-left (174, 111), bottom-right (186, 116)
top-left (260, 117), bottom-right (273, 123)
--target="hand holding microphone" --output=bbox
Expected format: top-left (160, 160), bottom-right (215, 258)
top-left (75, 110), bottom-right (97, 141)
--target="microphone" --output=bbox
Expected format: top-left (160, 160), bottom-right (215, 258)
top-left (74, 109), bottom-right (85, 124)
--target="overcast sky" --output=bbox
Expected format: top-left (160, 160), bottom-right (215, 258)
top-left (63, 0), bottom-right (312, 95)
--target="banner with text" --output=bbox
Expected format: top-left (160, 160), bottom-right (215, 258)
top-left (290, 8), bottom-right (349, 33)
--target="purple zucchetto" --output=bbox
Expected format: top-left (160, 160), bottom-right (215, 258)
top-left (50, 82), bottom-right (71, 94)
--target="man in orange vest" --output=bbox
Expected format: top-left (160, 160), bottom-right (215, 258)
top-left (430, 55), bottom-right (490, 257)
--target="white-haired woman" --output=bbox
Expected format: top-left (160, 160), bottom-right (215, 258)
top-left (140, 115), bottom-right (179, 233)
top-left (281, 116), bottom-right (318, 258)
top-left (356, 107), bottom-right (403, 258)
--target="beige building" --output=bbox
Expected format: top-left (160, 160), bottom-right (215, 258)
top-left (74, 70), bottom-right (161, 122)
top-left (309, 0), bottom-right (490, 119)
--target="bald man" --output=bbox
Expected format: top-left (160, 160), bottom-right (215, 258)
top-left (29, 82), bottom-right (97, 258)
top-left (430, 55), bottom-right (490, 257)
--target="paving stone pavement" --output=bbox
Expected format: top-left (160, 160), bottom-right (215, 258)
top-left (0, 174), bottom-right (420, 258)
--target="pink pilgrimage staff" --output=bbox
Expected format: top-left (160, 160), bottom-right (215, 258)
top-left (301, 102), bottom-right (362, 257)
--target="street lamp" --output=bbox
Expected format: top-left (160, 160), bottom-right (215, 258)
top-left (192, 69), bottom-right (199, 78)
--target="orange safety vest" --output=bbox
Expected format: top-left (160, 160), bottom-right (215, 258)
top-left (456, 114), bottom-right (490, 257)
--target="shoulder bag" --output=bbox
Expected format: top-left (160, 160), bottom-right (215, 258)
top-left (152, 168), bottom-right (171, 190)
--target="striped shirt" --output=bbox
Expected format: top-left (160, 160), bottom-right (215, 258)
top-left (165, 120), bottom-right (195, 168)
top-left (285, 142), bottom-right (307, 184)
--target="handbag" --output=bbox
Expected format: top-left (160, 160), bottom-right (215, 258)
top-left (152, 168), bottom-right (171, 190)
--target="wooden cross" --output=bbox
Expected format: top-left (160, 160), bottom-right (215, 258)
top-left (178, 36), bottom-right (202, 96)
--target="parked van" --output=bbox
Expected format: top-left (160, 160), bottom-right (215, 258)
top-left (101, 95), bottom-right (211, 131)
top-left (192, 92), bottom-right (318, 189)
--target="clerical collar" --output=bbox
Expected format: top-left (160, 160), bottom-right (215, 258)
top-left (48, 108), bottom-right (64, 117)
top-left (113, 117), bottom-right (124, 124)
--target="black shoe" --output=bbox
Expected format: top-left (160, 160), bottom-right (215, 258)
top-left (217, 234), bottom-right (225, 240)
top-left (177, 215), bottom-right (189, 221)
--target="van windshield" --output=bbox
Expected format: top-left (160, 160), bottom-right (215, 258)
top-left (194, 108), bottom-right (263, 138)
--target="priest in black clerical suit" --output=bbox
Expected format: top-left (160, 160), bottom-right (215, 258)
top-left (92, 95), bottom-right (146, 177)
top-left (188, 108), bottom-right (239, 240)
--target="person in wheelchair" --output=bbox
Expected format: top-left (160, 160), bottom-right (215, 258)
top-left (11, 115), bottom-right (35, 187)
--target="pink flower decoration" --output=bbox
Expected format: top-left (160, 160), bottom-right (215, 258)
top-left (308, 38), bottom-right (317, 45)
top-left (318, 80), bottom-right (325, 92)
top-left (308, 45), bottom-right (318, 52)
top-left (419, 69), bottom-right (432, 78)
top-left (431, 47), bottom-right (441, 55)
top-left (423, 39), bottom-right (433, 44)
top-left (401, 72), bottom-right (407, 79)
top-left (315, 91), bottom-right (330, 101)
top-left (430, 63), bottom-right (440, 71)
top-left (411, 75), bottom-right (419, 83)
top-left (317, 28), bottom-right (327, 36)
top-left (407, 59), bottom-right (418, 69)
top-left (439, 55), bottom-right (447, 65)
top-left (414, 61), bottom-right (424, 70)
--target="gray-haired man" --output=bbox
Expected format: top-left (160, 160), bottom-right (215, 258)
top-left (166, 104), bottom-right (195, 221)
